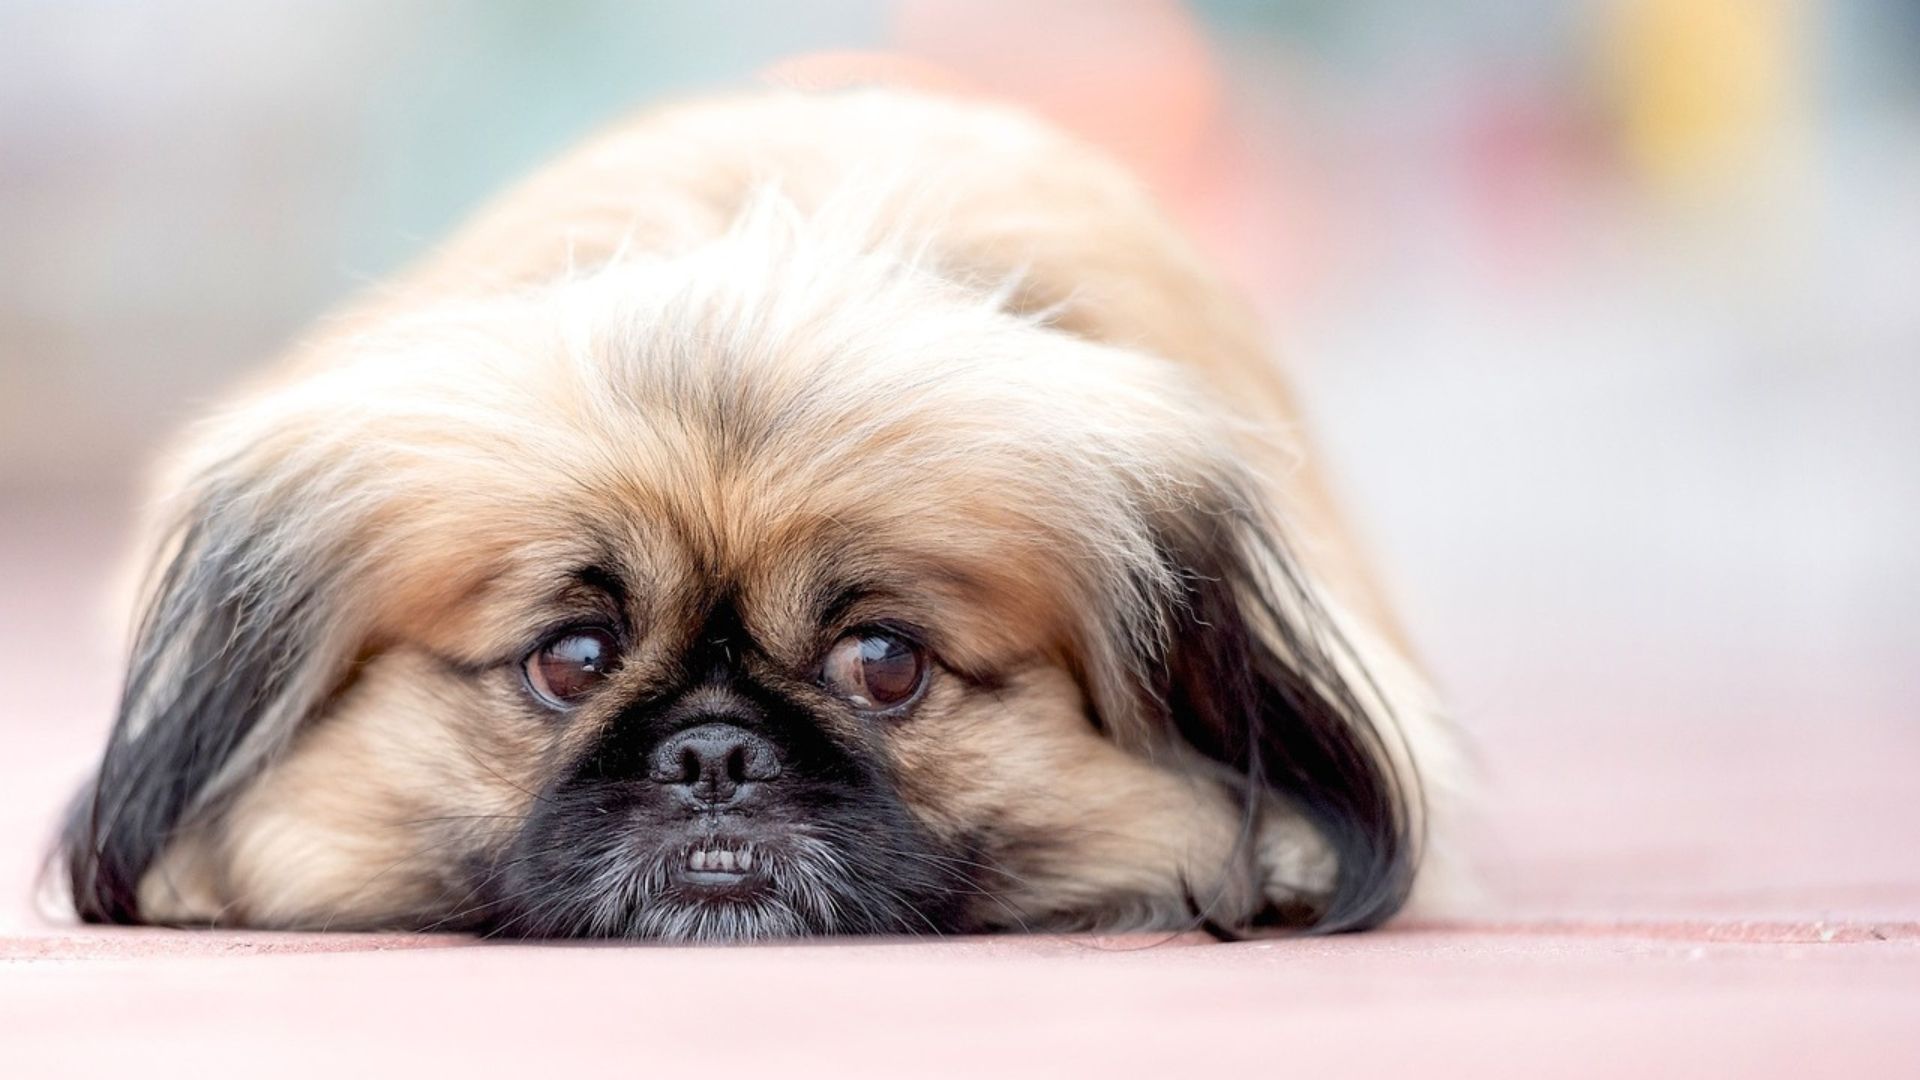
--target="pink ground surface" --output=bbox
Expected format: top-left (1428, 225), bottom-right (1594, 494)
top-left (2, 498), bottom-right (1915, 1077)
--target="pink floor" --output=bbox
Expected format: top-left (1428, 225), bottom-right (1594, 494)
top-left (3, 497), bottom-right (1916, 1076)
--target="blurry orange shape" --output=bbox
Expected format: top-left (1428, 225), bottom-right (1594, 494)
top-left (759, 3), bottom-right (1325, 315)
top-left (886, 0), bottom-right (1321, 309)
top-left (1598, 0), bottom-right (1805, 194)
top-left (888, 0), bottom-right (1221, 212)
top-left (1460, 85), bottom-right (1593, 276)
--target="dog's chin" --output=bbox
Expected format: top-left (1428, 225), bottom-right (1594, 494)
top-left (476, 826), bottom-right (950, 942)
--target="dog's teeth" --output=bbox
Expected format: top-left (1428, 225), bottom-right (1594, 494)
top-left (686, 844), bottom-right (759, 876)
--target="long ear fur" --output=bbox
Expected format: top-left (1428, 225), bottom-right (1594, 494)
top-left (63, 477), bottom-right (354, 924)
top-left (1151, 499), bottom-right (1422, 934)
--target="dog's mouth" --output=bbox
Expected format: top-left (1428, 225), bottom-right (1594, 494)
top-left (481, 816), bottom-right (970, 940)
top-left (676, 838), bottom-right (765, 891)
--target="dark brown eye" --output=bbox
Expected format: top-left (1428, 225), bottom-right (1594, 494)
top-left (821, 629), bottom-right (927, 712)
top-left (525, 627), bottom-right (621, 709)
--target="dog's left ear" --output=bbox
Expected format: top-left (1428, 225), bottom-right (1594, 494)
top-left (1142, 495), bottom-right (1423, 933)
top-left (62, 470), bottom-right (365, 925)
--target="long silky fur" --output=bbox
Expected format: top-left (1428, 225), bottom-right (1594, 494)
top-left (1151, 501), bottom-right (1418, 933)
top-left (64, 482), bottom-right (348, 924)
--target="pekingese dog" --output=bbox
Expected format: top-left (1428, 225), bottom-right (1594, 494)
top-left (62, 89), bottom-right (1458, 940)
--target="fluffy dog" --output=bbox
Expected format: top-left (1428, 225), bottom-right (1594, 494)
top-left (63, 90), bottom-right (1457, 939)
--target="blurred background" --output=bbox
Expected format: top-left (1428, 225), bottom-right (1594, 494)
top-left (2, 0), bottom-right (1915, 925)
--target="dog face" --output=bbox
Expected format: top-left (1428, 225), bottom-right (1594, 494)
top-left (63, 204), bottom-right (1423, 940)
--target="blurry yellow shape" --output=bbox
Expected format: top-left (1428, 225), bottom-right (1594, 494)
top-left (1601, 0), bottom-right (1804, 192)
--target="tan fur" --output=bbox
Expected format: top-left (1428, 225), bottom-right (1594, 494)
top-left (114, 89), bottom-right (1458, 935)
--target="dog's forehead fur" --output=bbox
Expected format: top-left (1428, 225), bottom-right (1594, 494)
top-left (310, 219), bottom-right (1222, 693)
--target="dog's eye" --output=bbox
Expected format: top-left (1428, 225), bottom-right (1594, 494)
top-left (821, 629), bottom-right (926, 712)
top-left (525, 627), bottom-right (621, 709)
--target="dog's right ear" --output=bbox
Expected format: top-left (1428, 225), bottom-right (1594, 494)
top-left (1146, 501), bottom-right (1422, 932)
top-left (63, 473), bottom-right (358, 924)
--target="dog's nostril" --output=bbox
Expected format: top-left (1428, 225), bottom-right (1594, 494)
top-left (647, 722), bottom-right (780, 803)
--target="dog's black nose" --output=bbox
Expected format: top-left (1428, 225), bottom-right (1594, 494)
top-left (647, 723), bottom-right (780, 806)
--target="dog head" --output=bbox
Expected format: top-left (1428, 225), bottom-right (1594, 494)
top-left (64, 206), bottom-right (1423, 939)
